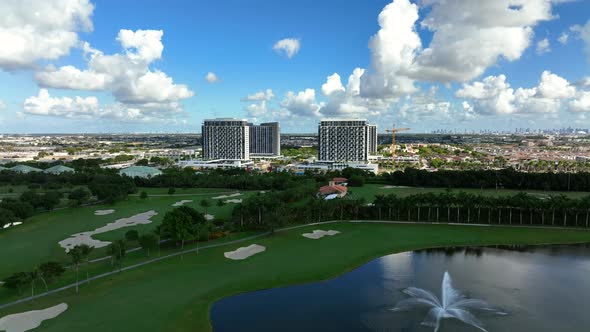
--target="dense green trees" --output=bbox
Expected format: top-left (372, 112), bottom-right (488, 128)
top-left (68, 187), bottom-right (91, 206)
top-left (381, 168), bottom-right (590, 192)
top-left (0, 207), bottom-right (18, 228)
top-left (2, 262), bottom-right (65, 296)
top-left (160, 206), bottom-right (209, 257)
top-left (138, 233), bottom-right (159, 257)
top-left (0, 198), bottom-right (34, 220)
top-left (19, 190), bottom-right (63, 211)
top-left (107, 240), bottom-right (127, 270)
top-left (125, 230), bottom-right (139, 242)
top-left (363, 191), bottom-right (590, 227)
top-left (232, 187), bottom-right (590, 230)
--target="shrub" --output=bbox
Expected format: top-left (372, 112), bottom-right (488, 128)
top-left (125, 230), bottom-right (139, 241)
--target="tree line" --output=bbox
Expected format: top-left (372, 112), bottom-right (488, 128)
top-left (366, 192), bottom-right (590, 227)
top-left (381, 168), bottom-right (590, 192)
top-left (231, 190), bottom-right (590, 230)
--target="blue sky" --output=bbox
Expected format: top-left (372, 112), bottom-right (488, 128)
top-left (0, 0), bottom-right (589, 133)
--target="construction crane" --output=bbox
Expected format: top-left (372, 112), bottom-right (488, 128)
top-left (385, 124), bottom-right (410, 158)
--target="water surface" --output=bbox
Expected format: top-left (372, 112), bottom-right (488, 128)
top-left (211, 246), bottom-right (590, 332)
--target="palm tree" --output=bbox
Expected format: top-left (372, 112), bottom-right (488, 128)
top-left (374, 195), bottom-right (386, 220)
top-left (28, 268), bottom-right (48, 298)
top-left (200, 199), bottom-right (211, 216)
top-left (68, 246), bottom-right (83, 294)
top-left (580, 195), bottom-right (590, 228)
top-left (513, 192), bottom-right (530, 225)
top-left (79, 244), bottom-right (93, 283)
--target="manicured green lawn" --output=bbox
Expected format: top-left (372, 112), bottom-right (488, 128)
top-left (0, 188), bottom-right (252, 279)
top-left (350, 183), bottom-right (590, 202)
top-left (1, 222), bottom-right (589, 332)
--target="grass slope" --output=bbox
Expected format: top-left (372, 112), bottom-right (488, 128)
top-left (1, 222), bottom-right (589, 332)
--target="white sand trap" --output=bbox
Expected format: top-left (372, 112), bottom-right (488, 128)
top-left (381, 185), bottom-right (410, 189)
top-left (224, 244), bottom-right (266, 260)
top-left (212, 193), bottom-right (241, 200)
top-left (59, 211), bottom-right (158, 252)
top-left (172, 200), bottom-right (193, 207)
top-left (0, 303), bottom-right (68, 332)
top-left (2, 222), bottom-right (22, 229)
top-left (94, 209), bottom-right (115, 216)
top-left (224, 199), bottom-right (242, 204)
top-left (302, 229), bottom-right (340, 240)
top-left (205, 214), bottom-right (214, 220)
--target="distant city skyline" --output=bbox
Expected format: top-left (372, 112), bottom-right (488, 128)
top-left (0, 0), bottom-right (589, 134)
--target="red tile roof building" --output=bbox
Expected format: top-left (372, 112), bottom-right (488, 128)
top-left (318, 184), bottom-right (348, 197)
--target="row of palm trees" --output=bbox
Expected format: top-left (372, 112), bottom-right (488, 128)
top-left (371, 192), bottom-right (590, 227)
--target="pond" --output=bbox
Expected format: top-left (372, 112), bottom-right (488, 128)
top-left (211, 245), bottom-right (590, 332)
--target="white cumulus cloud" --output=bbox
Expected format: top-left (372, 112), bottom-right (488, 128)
top-left (456, 71), bottom-right (576, 115)
top-left (32, 29), bottom-right (193, 121)
top-left (23, 89), bottom-right (184, 122)
top-left (558, 32), bottom-right (569, 44)
top-left (569, 91), bottom-right (590, 112)
top-left (319, 0), bottom-right (561, 120)
top-left (279, 89), bottom-right (324, 117)
top-left (321, 73), bottom-right (345, 96)
top-left (242, 89), bottom-right (274, 101)
top-left (273, 38), bottom-right (301, 59)
top-left (0, 0), bottom-right (94, 70)
top-left (246, 100), bottom-right (269, 117)
top-left (23, 89), bottom-right (99, 118)
top-left (572, 20), bottom-right (590, 62)
top-left (35, 65), bottom-right (110, 90)
top-left (205, 72), bottom-right (220, 83)
top-left (536, 38), bottom-right (551, 54)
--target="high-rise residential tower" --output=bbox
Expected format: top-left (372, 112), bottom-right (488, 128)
top-left (249, 122), bottom-right (281, 157)
top-left (202, 119), bottom-right (250, 160)
top-left (367, 124), bottom-right (378, 155)
top-left (318, 119), bottom-right (376, 162)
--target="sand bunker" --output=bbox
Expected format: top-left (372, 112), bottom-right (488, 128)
top-left (224, 244), bottom-right (266, 260)
top-left (224, 199), bottom-right (242, 204)
top-left (205, 214), bottom-right (214, 220)
top-left (2, 222), bottom-right (22, 230)
top-left (59, 211), bottom-right (158, 252)
top-left (172, 200), bottom-right (193, 207)
top-left (94, 209), bottom-right (115, 216)
top-left (0, 303), bottom-right (68, 332)
top-left (212, 193), bottom-right (241, 200)
top-left (381, 185), bottom-right (410, 189)
top-left (302, 229), bottom-right (340, 240)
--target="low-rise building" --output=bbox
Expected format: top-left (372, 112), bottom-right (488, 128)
top-left (44, 165), bottom-right (75, 174)
top-left (318, 180), bottom-right (348, 198)
top-left (10, 165), bottom-right (43, 173)
top-left (119, 166), bottom-right (162, 179)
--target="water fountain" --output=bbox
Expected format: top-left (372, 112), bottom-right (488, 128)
top-left (391, 272), bottom-right (506, 332)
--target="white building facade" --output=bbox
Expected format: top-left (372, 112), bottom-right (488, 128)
top-left (368, 124), bottom-right (378, 155)
top-left (202, 119), bottom-right (250, 160)
top-left (318, 119), bottom-right (376, 162)
top-left (249, 122), bottom-right (281, 157)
